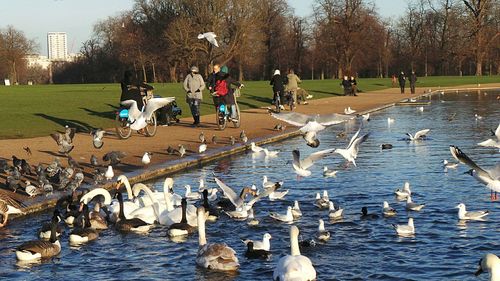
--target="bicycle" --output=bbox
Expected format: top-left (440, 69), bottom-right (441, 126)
top-left (275, 90), bottom-right (294, 112)
top-left (115, 89), bottom-right (160, 139)
top-left (213, 88), bottom-right (241, 130)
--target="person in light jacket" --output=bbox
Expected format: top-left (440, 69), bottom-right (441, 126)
top-left (183, 66), bottom-right (205, 126)
top-left (285, 69), bottom-right (301, 105)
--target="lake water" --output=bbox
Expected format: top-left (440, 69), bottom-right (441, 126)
top-left (1, 90), bottom-right (499, 280)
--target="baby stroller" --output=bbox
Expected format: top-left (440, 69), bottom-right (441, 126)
top-left (155, 97), bottom-right (182, 126)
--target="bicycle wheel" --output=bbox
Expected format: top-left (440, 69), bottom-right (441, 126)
top-left (216, 107), bottom-right (227, 130)
top-left (233, 103), bottom-right (241, 128)
top-left (288, 93), bottom-right (295, 111)
top-left (275, 96), bottom-right (281, 113)
top-left (115, 113), bottom-right (132, 139)
top-left (145, 114), bottom-right (157, 136)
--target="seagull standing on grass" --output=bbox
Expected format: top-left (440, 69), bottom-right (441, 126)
top-left (197, 32), bottom-right (219, 47)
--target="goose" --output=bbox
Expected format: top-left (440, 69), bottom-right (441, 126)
top-left (105, 165), bottom-right (114, 181)
top-left (475, 253), bottom-right (500, 280)
top-left (79, 188), bottom-right (112, 230)
top-left (247, 208), bottom-right (259, 226)
top-left (245, 241), bottom-right (272, 260)
top-left (269, 206), bottom-right (294, 223)
top-left (89, 202), bottom-right (109, 230)
top-left (168, 198), bottom-right (195, 237)
top-left (450, 145), bottom-right (500, 199)
top-left (202, 189), bottom-right (219, 222)
top-left (69, 204), bottom-right (100, 245)
top-left (405, 129), bottom-right (430, 141)
top-left (394, 182), bottom-right (412, 199)
top-left (382, 201), bottom-right (397, 217)
top-left (478, 123), bottom-right (500, 150)
top-left (121, 97), bottom-right (175, 130)
top-left (314, 191), bottom-right (330, 209)
top-left (323, 166), bottom-right (338, 177)
top-left (361, 207), bottom-right (379, 219)
top-left (293, 148), bottom-right (335, 177)
top-left (443, 159), bottom-right (459, 169)
top-left (328, 202), bottom-right (344, 220)
top-left (0, 192), bottom-right (24, 216)
top-left (270, 112), bottom-right (353, 147)
top-left (251, 142), bottom-right (264, 153)
top-left (199, 143), bottom-right (207, 154)
top-left (196, 206), bottom-right (239, 271)
top-left (38, 209), bottom-right (64, 239)
top-left (273, 225), bottom-right (316, 281)
top-left (141, 152), bottom-right (152, 165)
top-left (456, 203), bottom-right (489, 220)
top-left (16, 211), bottom-right (62, 261)
top-left (184, 185), bottom-right (201, 200)
top-left (392, 217), bottom-right (415, 236)
top-left (334, 128), bottom-right (370, 167)
top-left (406, 196), bottom-right (425, 211)
top-left (242, 233), bottom-right (272, 251)
top-left (115, 192), bottom-right (154, 233)
top-left (291, 200), bottom-right (302, 219)
top-left (344, 107), bottom-right (356, 114)
top-left (316, 219), bottom-right (330, 241)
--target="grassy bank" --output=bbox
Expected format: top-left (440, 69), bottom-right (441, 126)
top-left (0, 75), bottom-right (498, 139)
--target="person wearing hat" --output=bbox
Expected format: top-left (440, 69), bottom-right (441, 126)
top-left (270, 69), bottom-right (285, 110)
top-left (183, 66), bottom-right (206, 126)
top-left (213, 65), bottom-right (243, 121)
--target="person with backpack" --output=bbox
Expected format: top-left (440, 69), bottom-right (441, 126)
top-left (213, 65), bottom-right (243, 121)
top-left (183, 66), bottom-right (205, 127)
top-left (270, 69), bottom-right (285, 110)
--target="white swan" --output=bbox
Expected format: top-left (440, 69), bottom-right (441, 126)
top-left (196, 207), bottom-right (239, 271)
top-left (273, 225), bottom-right (316, 281)
top-left (108, 175), bottom-right (140, 222)
top-left (157, 188), bottom-right (197, 226)
top-left (128, 183), bottom-right (162, 224)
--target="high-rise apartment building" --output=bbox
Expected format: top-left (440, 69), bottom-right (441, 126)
top-left (47, 32), bottom-right (67, 61)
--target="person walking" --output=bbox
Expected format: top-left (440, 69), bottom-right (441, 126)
top-left (270, 69), bottom-right (285, 110)
top-left (341, 76), bottom-right (352, 96)
top-left (398, 71), bottom-right (406, 94)
top-left (285, 69), bottom-right (301, 106)
top-left (350, 76), bottom-right (358, 96)
top-left (391, 74), bottom-right (397, 88)
top-left (183, 66), bottom-right (205, 127)
top-left (409, 71), bottom-right (417, 94)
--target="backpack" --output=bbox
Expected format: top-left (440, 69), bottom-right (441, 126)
top-left (215, 79), bottom-right (228, 96)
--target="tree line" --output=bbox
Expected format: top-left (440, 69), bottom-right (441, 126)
top-left (1, 0), bottom-right (499, 85)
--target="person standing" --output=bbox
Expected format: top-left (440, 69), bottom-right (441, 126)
top-left (398, 71), bottom-right (406, 94)
top-left (350, 76), bottom-right (358, 96)
top-left (341, 76), bottom-right (351, 96)
top-left (409, 71), bottom-right (417, 94)
top-left (391, 74), bottom-right (397, 88)
top-left (285, 69), bottom-right (301, 106)
top-left (270, 69), bottom-right (285, 110)
top-left (183, 66), bottom-right (205, 127)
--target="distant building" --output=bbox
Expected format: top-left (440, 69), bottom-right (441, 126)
top-left (47, 32), bottom-right (68, 61)
top-left (25, 54), bottom-right (51, 69)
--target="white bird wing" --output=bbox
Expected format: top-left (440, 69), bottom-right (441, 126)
top-left (315, 113), bottom-right (353, 126)
top-left (478, 139), bottom-right (499, 147)
top-left (120, 99), bottom-right (141, 120)
top-left (486, 164), bottom-right (500, 180)
top-left (449, 146), bottom-right (489, 177)
top-left (144, 97), bottom-right (175, 120)
top-left (299, 121), bottom-right (325, 133)
top-left (413, 129), bottom-right (430, 140)
top-left (197, 33), bottom-right (205, 39)
top-left (301, 148), bottom-right (335, 169)
top-left (271, 112), bottom-right (312, 127)
top-left (495, 123), bottom-right (500, 140)
top-left (214, 177), bottom-right (241, 208)
top-left (347, 129), bottom-right (361, 149)
top-left (349, 132), bottom-right (370, 156)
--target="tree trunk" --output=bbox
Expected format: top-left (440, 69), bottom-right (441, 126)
top-left (169, 65), bottom-right (177, 83)
top-left (238, 62), bottom-right (244, 81)
top-left (152, 63), bottom-right (157, 83)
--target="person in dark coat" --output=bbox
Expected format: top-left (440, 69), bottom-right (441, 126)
top-left (213, 66), bottom-right (243, 120)
top-left (120, 70), bottom-right (153, 110)
top-left (207, 64), bottom-right (220, 108)
top-left (350, 76), bottom-right (358, 96)
top-left (270, 69), bottom-right (285, 108)
top-left (398, 71), bottom-right (406, 94)
top-left (341, 76), bottom-right (352, 96)
top-left (409, 71), bottom-right (417, 94)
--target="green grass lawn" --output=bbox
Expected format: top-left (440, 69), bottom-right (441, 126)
top-left (0, 76), bottom-right (498, 139)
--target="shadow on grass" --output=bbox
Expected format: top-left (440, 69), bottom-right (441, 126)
top-left (79, 107), bottom-right (116, 120)
top-left (308, 89), bottom-right (343, 96)
top-left (34, 113), bottom-right (95, 132)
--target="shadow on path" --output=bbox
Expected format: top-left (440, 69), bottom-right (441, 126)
top-left (34, 113), bottom-right (94, 132)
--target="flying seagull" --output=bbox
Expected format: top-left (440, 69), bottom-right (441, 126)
top-left (292, 148), bottom-right (335, 177)
top-left (197, 32), bottom-right (219, 47)
top-left (406, 129), bottom-right (430, 141)
top-left (334, 129), bottom-right (370, 167)
top-left (121, 97), bottom-right (175, 131)
top-left (271, 112), bottom-right (353, 147)
top-left (478, 123), bottom-right (500, 151)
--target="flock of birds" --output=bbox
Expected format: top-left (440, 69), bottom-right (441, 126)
top-left (1, 96), bottom-right (500, 280)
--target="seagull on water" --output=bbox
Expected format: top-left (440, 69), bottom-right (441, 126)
top-left (456, 203), bottom-right (489, 220)
top-left (405, 129), bottom-right (430, 141)
top-left (344, 107), bottom-right (356, 114)
top-left (334, 128), bottom-right (370, 167)
top-left (392, 217), bottom-right (415, 236)
top-left (271, 112), bottom-right (353, 147)
top-left (197, 32), bottom-right (219, 47)
top-left (450, 145), bottom-right (500, 199)
top-left (292, 148), bottom-right (335, 177)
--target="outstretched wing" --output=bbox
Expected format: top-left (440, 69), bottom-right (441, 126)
top-left (449, 145), bottom-right (488, 176)
top-left (214, 177), bottom-right (241, 208)
top-left (316, 113), bottom-right (353, 126)
top-left (347, 129), bottom-right (361, 149)
top-left (350, 132), bottom-right (370, 156)
top-left (144, 97), bottom-right (175, 120)
top-left (271, 112), bottom-right (312, 127)
top-left (414, 129), bottom-right (430, 140)
top-left (494, 123), bottom-right (500, 140)
top-left (120, 99), bottom-right (141, 120)
top-left (301, 148), bottom-right (335, 169)
top-left (50, 133), bottom-right (62, 145)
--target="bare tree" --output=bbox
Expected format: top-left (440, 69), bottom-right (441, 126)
top-left (0, 26), bottom-right (36, 84)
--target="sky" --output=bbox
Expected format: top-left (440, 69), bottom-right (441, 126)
top-left (0, 0), bottom-right (407, 56)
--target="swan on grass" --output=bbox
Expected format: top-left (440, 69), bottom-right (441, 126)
top-left (196, 207), bottom-right (239, 271)
top-left (273, 225), bottom-right (316, 281)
